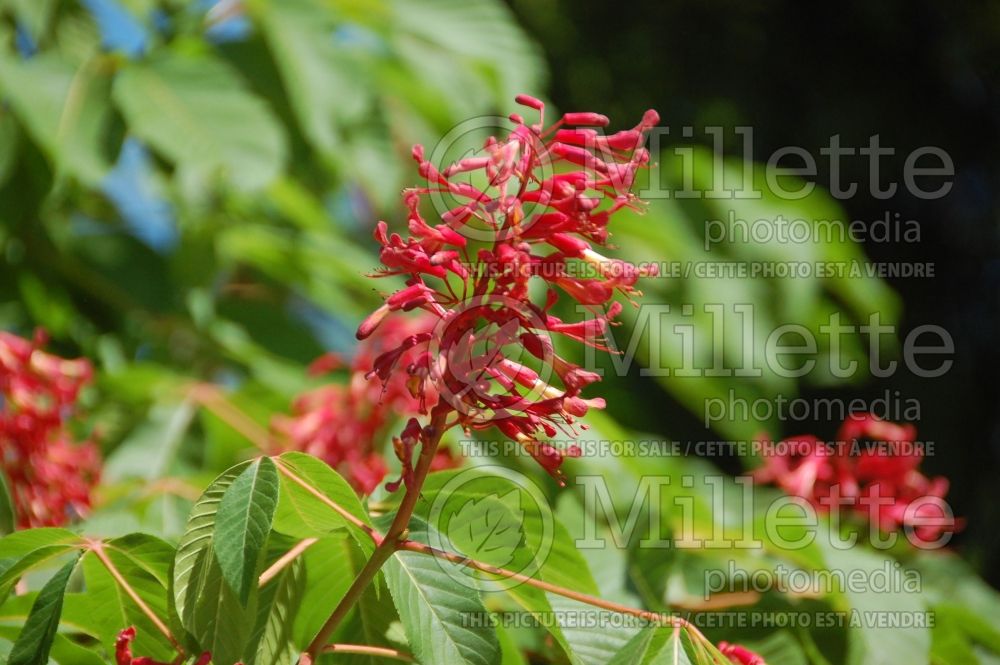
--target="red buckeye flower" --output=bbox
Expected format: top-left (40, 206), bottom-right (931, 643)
top-left (115, 627), bottom-right (214, 665)
top-left (357, 95), bottom-right (659, 485)
top-left (718, 641), bottom-right (766, 665)
top-left (0, 330), bottom-right (101, 528)
top-left (754, 413), bottom-right (960, 543)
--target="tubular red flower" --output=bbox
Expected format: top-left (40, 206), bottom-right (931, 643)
top-left (562, 111), bottom-right (610, 127)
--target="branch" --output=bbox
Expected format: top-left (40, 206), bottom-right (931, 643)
top-left (273, 459), bottom-right (382, 543)
top-left (322, 644), bottom-right (413, 662)
top-left (398, 539), bottom-right (712, 644)
top-left (259, 537), bottom-right (318, 587)
top-left (299, 410), bottom-right (449, 663)
top-left (189, 383), bottom-right (272, 451)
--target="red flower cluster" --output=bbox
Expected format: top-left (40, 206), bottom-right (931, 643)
top-left (272, 314), bottom-right (457, 494)
top-left (754, 413), bottom-right (958, 543)
top-left (357, 95), bottom-right (659, 485)
top-left (0, 330), bottom-right (100, 528)
top-left (115, 627), bottom-right (213, 665)
top-left (718, 641), bottom-right (765, 665)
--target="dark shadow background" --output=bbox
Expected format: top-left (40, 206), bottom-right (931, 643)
top-left (509, 0), bottom-right (1000, 586)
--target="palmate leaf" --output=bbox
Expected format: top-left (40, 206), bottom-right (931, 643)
top-left (173, 461), bottom-right (258, 664)
top-left (384, 545), bottom-right (501, 665)
top-left (214, 457), bottom-right (280, 605)
top-left (7, 552), bottom-right (80, 665)
top-left (113, 51), bottom-right (287, 191)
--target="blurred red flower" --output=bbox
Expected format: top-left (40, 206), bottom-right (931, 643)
top-left (755, 413), bottom-right (960, 543)
top-left (0, 330), bottom-right (100, 528)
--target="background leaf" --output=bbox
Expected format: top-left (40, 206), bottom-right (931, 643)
top-left (113, 51), bottom-right (287, 191)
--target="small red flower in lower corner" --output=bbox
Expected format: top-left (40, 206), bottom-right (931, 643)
top-left (718, 641), bottom-right (765, 665)
top-left (115, 627), bottom-right (215, 665)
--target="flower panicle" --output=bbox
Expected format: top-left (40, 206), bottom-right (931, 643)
top-left (357, 96), bottom-right (660, 484)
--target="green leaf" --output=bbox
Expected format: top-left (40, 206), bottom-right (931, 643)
top-left (0, 528), bottom-right (84, 596)
top-left (823, 546), bottom-right (930, 665)
top-left (606, 626), bottom-right (736, 665)
top-left (0, 627), bottom-right (105, 665)
top-left (103, 401), bottom-right (197, 482)
top-left (415, 470), bottom-right (606, 664)
top-left (173, 462), bottom-right (258, 664)
top-left (0, 469), bottom-right (14, 537)
top-left (0, 52), bottom-right (114, 185)
top-left (385, 547), bottom-right (501, 665)
top-left (290, 535), bottom-right (357, 650)
top-left (7, 553), bottom-right (80, 665)
top-left (247, 535), bottom-right (306, 665)
top-left (2, 589), bottom-right (103, 639)
top-left (104, 534), bottom-right (176, 589)
top-left (496, 622), bottom-right (527, 665)
top-left (388, 0), bottom-right (546, 117)
top-left (743, 631), bottom-right (808, 665)
top-left (0, 0), bottom-right (57, 40)
top-left (545, 593), bottom-right (640, 665)
top-left (214, 457), bottom-right (280, 605)
top-left (246, 0), bottom-right (366, 158)
top-left (75, 535), bottom-right (177, 662)
top-left (113, 51), bottom-right (287, 191)
top-left (418, 469), bottom-right (595, 595)
top-left (273, 452), bottom-right (373, 554)
top-left (80, 547), bottom-right (177, 663)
